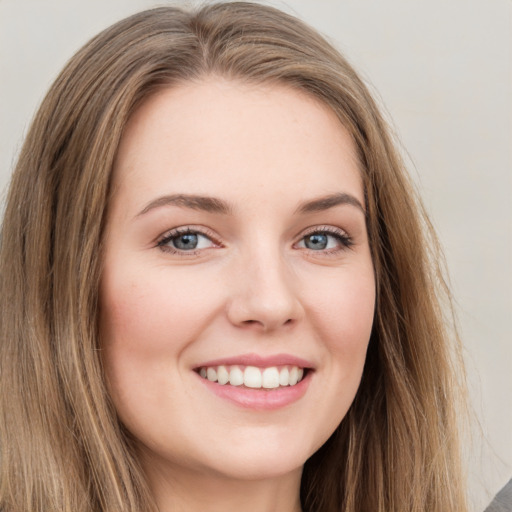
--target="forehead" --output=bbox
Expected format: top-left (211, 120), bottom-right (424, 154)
top-left (112, 78), bottom-right (364, 213)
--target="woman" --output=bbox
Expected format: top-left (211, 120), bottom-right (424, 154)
top-left (0, 2), bottom-right (468, 511)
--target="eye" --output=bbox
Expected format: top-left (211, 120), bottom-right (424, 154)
top-left (157, 228), bottom-right (217, 253)
top-left (296, 228), bottom-right (352, 252)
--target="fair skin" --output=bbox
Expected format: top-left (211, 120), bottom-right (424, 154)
top-left (100, 78), bottom-right (375, 512)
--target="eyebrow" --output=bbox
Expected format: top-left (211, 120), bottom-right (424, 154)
top-left (295, 192), bottom-right (366, 215)
top-left (137, 194), bottom-right (233, 216)
top-left (137, 191), bottom-right (365, 218)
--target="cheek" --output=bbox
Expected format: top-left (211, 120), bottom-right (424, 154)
top-left (100, 267), bottom-right (219, 356)
top-left (306, 265), bottom-right (375, 355)
top-left (98, 266), bottom-right (220, 427)
top-left (297, 265), bottom-right (375, 449)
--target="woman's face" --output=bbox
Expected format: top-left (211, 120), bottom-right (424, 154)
top-left (100, 79), bottom-right (375, 484)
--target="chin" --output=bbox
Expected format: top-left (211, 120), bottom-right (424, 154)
top-left (200, 428), bottom-right (324, 481)
top-left (203, 452), bottom-right (306, 482)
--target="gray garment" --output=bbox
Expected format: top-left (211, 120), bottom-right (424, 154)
top-left (484, 479), bottom-right (512, 512)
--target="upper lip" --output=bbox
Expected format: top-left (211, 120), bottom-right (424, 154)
top-left (194, 353), bottom-right (314, 369)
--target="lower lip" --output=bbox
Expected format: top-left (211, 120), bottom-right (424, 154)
top-left (197, 372), bottom-right (312, 410)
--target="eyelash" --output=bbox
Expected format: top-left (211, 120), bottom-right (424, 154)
top-left (157, 227), bottom-right (220, 255)
top-left (298, 226), bottom-right (353, 255)
top-left (156, 225), bottom-right (353, 256)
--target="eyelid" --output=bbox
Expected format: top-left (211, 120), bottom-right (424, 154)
top-left (156, 225), bottom-right (222, 254)
top-left (295, 225), bottom-right (353, 252)
top-left (155, 224), bottom-right (353, 257)
top-left (300, 225), bottom-right (349, 237)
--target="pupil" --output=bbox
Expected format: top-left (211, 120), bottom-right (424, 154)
top-left (305, 234), bottom-right (327, 250)
top-left (174, 233), bottom-right (198, 250)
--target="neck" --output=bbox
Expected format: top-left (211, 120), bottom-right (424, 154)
top-left (144, 459), bottom-right (303, 512)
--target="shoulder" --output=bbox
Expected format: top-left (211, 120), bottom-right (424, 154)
top-left (485, 479), bottom-right (512, 512)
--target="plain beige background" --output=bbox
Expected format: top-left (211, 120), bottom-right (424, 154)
top-left (1, 1), bottom-right (511, 510)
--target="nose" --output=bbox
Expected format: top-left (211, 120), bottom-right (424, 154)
top-left (226, 247), bottom-right (304, 332)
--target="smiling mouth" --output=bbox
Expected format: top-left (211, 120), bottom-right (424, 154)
top-left (196, 365), bottom-right (307, 389)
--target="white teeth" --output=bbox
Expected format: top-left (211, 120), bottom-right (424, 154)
top-left (244, 366), bottom-right (262, 388)
top-left (262, 367), bottom-right (280, 389)
top-left (229, 366), bottom-right (244, 386)
top-left (206, 367), bottom-right (217, 382)
top-left (217, 365), bottom-right (229, 385)
top-left (198, 364), bottom-right (306, 389)
top-left (289, 366), bottom-right (299, 386)
top-left (279, 367), bottom-right (289, 386)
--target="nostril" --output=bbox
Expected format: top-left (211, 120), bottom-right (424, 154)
top-left (240, 317), bottom-right (295, 330)
top-left (226, 288), bottom-right (304, 331)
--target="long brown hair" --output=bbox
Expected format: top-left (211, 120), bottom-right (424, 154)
top-left (0, 3), bottom-right (467, 511)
